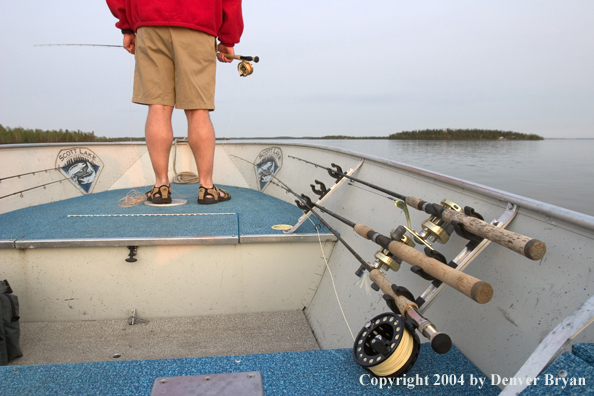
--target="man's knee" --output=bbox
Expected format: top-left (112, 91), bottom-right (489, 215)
top-left (148, 104), bottom-right (174, 117)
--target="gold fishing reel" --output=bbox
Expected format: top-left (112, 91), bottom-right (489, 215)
top-left (222, 54), bottom-right (260, 77)
top-left (371, 228), bottom-right (415, 273)
top-left (238, 61), bottom-right (254, 77)
top-left (403, 199), bottom-right (463, 249)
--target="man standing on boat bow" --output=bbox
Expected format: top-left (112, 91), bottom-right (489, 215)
top-left (106, 0), bottom-right (243, 204)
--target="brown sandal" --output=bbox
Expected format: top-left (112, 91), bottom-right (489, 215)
top-left (198, 185), bottom-right (231, 205)
top-left (146, 185), bottom-right (172, 204)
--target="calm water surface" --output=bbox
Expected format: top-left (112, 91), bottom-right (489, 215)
top-left (275, 139), bottom-right (594, 217)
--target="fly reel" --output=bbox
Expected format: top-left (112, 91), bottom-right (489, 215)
top-left (222, 54), bottom-right (260, 77)
top-left (405, 199), bottom-right (463, 248)
top-left (238, 60), bottom-right (254, 77)
top-left (353, 313), bottom-right (421, 378)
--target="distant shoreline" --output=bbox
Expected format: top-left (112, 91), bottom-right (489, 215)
top-left (0, 125), bottom-right (547, 143)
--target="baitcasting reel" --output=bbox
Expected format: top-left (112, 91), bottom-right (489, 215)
top-left (353, 313), bottom-right (421, 378)
top-left (370, 226), bottom-right (415, 273)
top-left (404, 199), bottom-right (463, 249)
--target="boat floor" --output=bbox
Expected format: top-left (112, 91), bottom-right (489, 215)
top-left (0, 184), bottom-right (330, 248)
top-left (2, 329), bottom-right (501, 396)
top-left (9, 310), bottom-right (319, 366)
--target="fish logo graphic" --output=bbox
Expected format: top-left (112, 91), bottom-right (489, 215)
top-left (55, 147), bottom-right (103, 194)
top-left (254, 147), bottom-right (283, 191)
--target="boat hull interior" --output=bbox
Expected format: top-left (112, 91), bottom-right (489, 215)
top-left (1, 141), bottom-right (593, 394)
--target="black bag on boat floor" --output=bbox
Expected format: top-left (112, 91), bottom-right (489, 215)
top-left (0, 279), bottom-right (22, 365)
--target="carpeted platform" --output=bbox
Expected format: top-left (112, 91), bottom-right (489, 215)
top-left (0, 345), bottom-right (500, 396)
top-left (0, 184), bottom-right (329, 246)
top-left (10, 311), bottom-right (319, 366)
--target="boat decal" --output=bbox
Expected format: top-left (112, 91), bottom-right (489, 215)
top-left (55, 147), bottom-right (104, 194)
top-left (254, 147), bottom-right (282, 191)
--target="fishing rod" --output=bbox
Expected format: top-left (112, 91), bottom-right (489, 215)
top-left (269, 179), bottom-right (452, 356)
top-left (229, 151), bottom-right (491, 303)
top-left (288, 155), bottom-right (546, 261)
top-left (290, 192), bottom-right (493, 305)
top-left (34, 44), bottom-right (123, 48)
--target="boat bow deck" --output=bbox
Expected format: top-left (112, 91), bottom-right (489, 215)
top-left (0, 184), bottom-right (334, 248)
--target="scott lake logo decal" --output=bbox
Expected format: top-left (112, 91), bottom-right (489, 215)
top-left (254, 147), bottom-right (282, 191)
top-left (55, 147), bottom-right (103, 194)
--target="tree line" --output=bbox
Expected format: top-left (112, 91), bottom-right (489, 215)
top-left (0, 125), bottom-right (147, 144)
top-left (388, 129), bottom-right (543, 140)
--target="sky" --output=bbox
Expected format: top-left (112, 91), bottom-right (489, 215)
top-left (1, 1), bottom-right (593, 139)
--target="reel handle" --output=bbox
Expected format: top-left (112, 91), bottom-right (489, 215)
top-left (406, 197), bottom-right (546, 260)
top-left (356, 225), bottom-right (493, 304)
top-left (223, 54), bottom-right (260, 63)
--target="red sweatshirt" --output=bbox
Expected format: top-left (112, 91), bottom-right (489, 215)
top-left (106, 0), bottom-right (243, 47)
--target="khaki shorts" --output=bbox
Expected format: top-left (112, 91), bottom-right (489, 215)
top-left (133, 27), bottom-right (216, 110)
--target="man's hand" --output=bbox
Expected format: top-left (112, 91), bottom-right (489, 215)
top-left (217, 43), bottom-right (234, 63)
top-left (124, 33), bottom-right (136, 54)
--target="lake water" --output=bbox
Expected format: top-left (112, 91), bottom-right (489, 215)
top-left (273, 139), bottom-right (594, 217)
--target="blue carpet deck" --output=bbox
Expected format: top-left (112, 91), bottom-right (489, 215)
top-left (518, 349), bottom-right (594, 395)
top-left (0, 346), bottom-right (500, 396)
top-left (0, 185), bottom-right (326, 245)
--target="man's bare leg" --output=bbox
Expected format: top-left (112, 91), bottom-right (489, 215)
top-left (145, 104), bottom-right (174, 187)
top-left (185, 109), bottom-right (224, 197)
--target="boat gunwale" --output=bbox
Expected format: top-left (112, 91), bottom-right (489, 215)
top-left (222, 140), bottom-right (594, 230)
top-left (0, 234), bottom-right (336, 250)
top-left (2, 140), bottom-right (593, 230)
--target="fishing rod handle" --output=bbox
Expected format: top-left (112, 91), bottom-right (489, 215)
top-left (369, 269), bottom-right (452, 354)
top-left (406, 197), bottom-right (546, 260)
top-left (369, 269), bottom-right (418, 315)
top-left (355, 225), bottom-right (493, 304)
top-left (222, 54), bottom-right (260, 63)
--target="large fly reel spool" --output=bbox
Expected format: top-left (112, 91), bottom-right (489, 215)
top-left (353, 313), bottom-right (421, 378)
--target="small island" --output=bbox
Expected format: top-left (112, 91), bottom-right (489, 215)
top-left (387, 129), bottom-right (544, 140)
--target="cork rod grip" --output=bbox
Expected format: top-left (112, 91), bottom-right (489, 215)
top-left (387, 241), bottom-right (493, 303)
top-left (441, 209), bottom-right (546, 260)
top-left (222, 54), bottom-right (260, 62)
top-left (369, 269), bottom-right (416, 316)
top-left (354, 224), bottom-right (493, 304)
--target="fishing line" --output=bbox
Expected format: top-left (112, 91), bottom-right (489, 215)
top-left (347, 183), bottom-right (395, 202)
top-left (228, 153), bottom-right (357, 340)
top-left (307, 216), bottom-right (355, 342)
top-left (128, 53), bottom-right (133, 141)
top-left (223, 78), bottom-right (244, 141)
top-left (367, 324), bottom-right (414, 377)
top-left (172, 139), bottom-right (200, 184)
